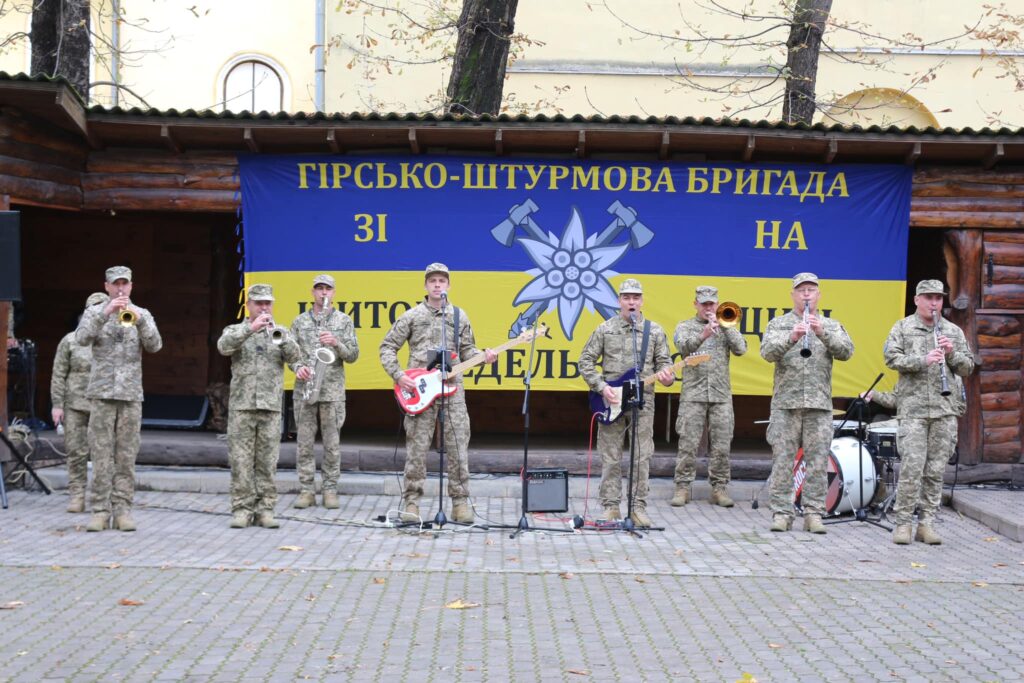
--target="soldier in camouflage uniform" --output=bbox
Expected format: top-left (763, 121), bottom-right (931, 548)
top-left (289, 274), bottom-right (359, 510)
top-left (218, 284), bottom-right (306, 529)
top-left (672, 286), bottom-right (747, 508)
top-left (883, 279), bottom-right (974, 546)
top-left (379, 263), bottom-right (496, 524)
top-left (761, 273), bottom-right (854, 534)
top-left (51, 292), bottom-right (108, 513)
top-left (579, 279), bottom-right (675, 528)
top-left (75, 266), bottom-right (163, 532)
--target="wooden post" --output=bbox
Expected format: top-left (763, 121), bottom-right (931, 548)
top-left (944, 229), bottom-right (983, 464)
top-left (0, 194), bottom-right (9, 430)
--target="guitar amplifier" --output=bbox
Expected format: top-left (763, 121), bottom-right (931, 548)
top-left (525, 468), bottom-right (569, 513)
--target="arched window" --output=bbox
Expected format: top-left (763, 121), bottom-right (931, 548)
top-left (823, 88), bottom-right (940, 129)
top-left (222, 60), bottom-right (284, 113)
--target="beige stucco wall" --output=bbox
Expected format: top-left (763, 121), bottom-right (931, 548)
top-left (0, 0), bottom-right (1020, 128)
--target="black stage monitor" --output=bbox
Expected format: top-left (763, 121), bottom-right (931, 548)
top-left (0, 211), bottom-right (21, 302)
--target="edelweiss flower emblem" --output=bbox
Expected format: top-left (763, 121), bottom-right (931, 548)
top-left (512, 207), bottom-right (628, 340)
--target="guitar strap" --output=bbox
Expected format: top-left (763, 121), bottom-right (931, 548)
top-left (638, 320), bottom-right (651, 373)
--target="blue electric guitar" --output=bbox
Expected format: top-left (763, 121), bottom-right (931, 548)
top-left (589, 353), bottom-right (711, 425)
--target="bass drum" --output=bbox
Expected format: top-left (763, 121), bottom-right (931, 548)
top-left (793, 437), bottom-right (878, 516)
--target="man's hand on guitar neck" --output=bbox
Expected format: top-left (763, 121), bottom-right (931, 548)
top-left (483, 348), bottom-right (498, 364)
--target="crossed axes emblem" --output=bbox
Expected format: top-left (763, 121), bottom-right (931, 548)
top-left (491, 199), bottom-right (655, 338)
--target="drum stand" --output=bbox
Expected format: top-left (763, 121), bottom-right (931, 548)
top-left (826, 376), bottom-right (891, 532)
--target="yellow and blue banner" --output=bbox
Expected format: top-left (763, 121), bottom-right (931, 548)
top-left (239, 156), bottom-right (911, 395)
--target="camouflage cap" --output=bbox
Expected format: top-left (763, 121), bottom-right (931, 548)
top-left (85, 292), bottom-right (109, 308)
top-left (792, 272), bottom-right (819, 288)
top-left (916, 279), bottom-right (947, 296)
top-left (247, 283), bottom-right (275, 302)
top-left (312, 274), bottom-right (336, 288)
top-left (618, 278), bottom-right (643, 295)
top-left (424, 262), bottom-right (450, 279)
top-left (695, 286), bottom-right (718, 304)
top-left (105, 265), bottom-right (132, 283)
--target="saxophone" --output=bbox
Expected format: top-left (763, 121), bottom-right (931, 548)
top-left (302, 294), bottom-right (337, 403)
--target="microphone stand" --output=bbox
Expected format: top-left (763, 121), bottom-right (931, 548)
top-left (510, 317), bottom-right (572, 538)
top-left (826, 372), bottom-right (891, 531)
top-left (434, 293), bottom-right (449, 528)
top-left (621, 312), bottom-right (643, 537)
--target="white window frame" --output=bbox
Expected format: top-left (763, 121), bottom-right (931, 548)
top-left (216, 53), bottom-right (292, 113)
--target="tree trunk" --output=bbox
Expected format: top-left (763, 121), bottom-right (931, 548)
top-left (444, 0), bottom-right (519, 116)
top-left (782, 0), bottom-right (832, 125)
top-left (30, 0), bottom-right (91, 101)
top-left (30, 0), bottom-right (60, 76)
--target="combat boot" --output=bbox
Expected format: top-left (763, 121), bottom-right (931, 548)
top-left (670, 485), bottom-right (690, 507)
top-left (322, 490), bottom-right (340, 509)
top-left (293, 491), bottom-right (316, 509)
top-left (113, 511), bottom-right (137, 532)
top-left (769, 513), bottom-right (792, 532)
top-left (229, 511), bottom-right (251, 528)
top-left (451, 498), bottom-right (473, 524)
top-left (892, 524), bottom-right (912, 545)
top-left (256, 511), bottom-right (280, 529)
top-left (803, 514), bottom-right (826, 534)
top-left (914, 524), bottom-right (942, 545)
top-left (85, 512), bottom-right (110, 532)
top-left (630, 507), bottom-right (653, 528)
top-left (66, 493), bottom-right (86, 513)
top-left (399, 501), bottom-right (420, 522)
top-left (601, 505), bottom-right (621, 522)
top-left (709, 488), bottom-right (735, 508)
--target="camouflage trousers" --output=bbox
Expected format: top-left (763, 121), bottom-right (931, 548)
top-left (228, 409), bottom-right (281, 514)
top-left (402, 397), bottom-right (471, 505)
top-left (64, 407), bottom-right (91, 497)
top-left (597, 399), bottom-right (655, 509)
top-left (88, 399), bottom-right (142, 514)
top-left (293, 397), bottom-right (346, 493)
top-left (674, 400), bottom-right (734, 489)
top-left (892, 416), bottom-right (957, 525)
top-left (767, 408), bottom-right (832, 517)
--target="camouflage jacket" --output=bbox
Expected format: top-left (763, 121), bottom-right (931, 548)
top-left (674, 315), bottom-right (747, 403)
top-left (289, 308), bottom-right (359, 403)
top-left (883, 314), bottom-right (974, 419)
top-left (760, 310), bottom-right (854, 411)
top-left (872, 374), bottom-right (966, 417)
top-left (379, 300), bottom-right (481, 396)
top-left (51, 332), bottom-right (95, 412)
top-left (75, 304), bottom-right (162, 402)
top-left (579, 314), bottom-right (672, 397)
top-left (218, 321), bottom-right (305, 412)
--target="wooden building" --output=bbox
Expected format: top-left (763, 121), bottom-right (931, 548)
top-left (0, 73), bottom-right (1021, 475)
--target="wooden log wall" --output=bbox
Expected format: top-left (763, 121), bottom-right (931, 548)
top-left (0, 108), bottom-right (85, 210)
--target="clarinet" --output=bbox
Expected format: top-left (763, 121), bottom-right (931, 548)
top-left (932, 310), bottom-right (951, 397)
top-left (799, 307), bottom-right (812, 358)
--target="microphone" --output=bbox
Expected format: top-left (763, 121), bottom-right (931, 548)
top-left (440, 292), bottom-right (447, 300)
top-left (629, 311), bottom-right (637, 325)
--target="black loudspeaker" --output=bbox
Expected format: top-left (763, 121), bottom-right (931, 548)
top-left (0, 212), bottom-right (21, 302)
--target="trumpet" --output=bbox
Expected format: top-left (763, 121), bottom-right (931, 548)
top-left (118, 300), bottom-right (137, 327)
top-left (932, 310), bottom-right (951, 397)
top-left (264, 317), bottom-right (286, 346)
top-left (800, 307), bottom-right (812, 358)
top-left (716, 301), bottom-right (742, 329)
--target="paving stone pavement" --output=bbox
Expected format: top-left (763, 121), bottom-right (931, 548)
top-left (1, 486), bottom-right (1023, 683)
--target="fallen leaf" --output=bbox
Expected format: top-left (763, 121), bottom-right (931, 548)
top-left (451, 548), bottom-right (463, 553)
top-left (373, 577), bottom-right (386, 585)
top-left (305, 594), bottom-right (317, 602)
top-left (983, 536), bottom-right (999, 542)
top-left (403, 552), bottom-right (427, 558)
top-left (103, 563), bottom-right (122, 570)
top-left (567, 669), bottom-right (590, 676)
top-left (910, 562), bottom-right (926, 568)
top-left (119, 598), bottom-right (144, 606)
top-left (737, 674), bottom-right (759, 683)
top-left (945, 659), bottom-right (957, 665)
top-left (635, 577), bottom-right (647, 583)
top-left (0, 601), bottom-right (25, 610)
top-left (993, 563), bottom-right (1007, 568)
top-left (465, 665), bottom-right (477, 671)
top-left (50, 565), bottom-right (63, 571)
top-left (278, 545), bottom-right (304, 552)
top-left (972, 581), bottom-right (989, 588)
top-left (768, 643), bottom-right (783, 649)
top-left (506, 556), bottom-right (519, 562)
top-left (485, 539), bottom-right (495, 546)
top-left (559, 572), bottom-right (574, 580)
top-left (444, 598), bottom-right (480, 610)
